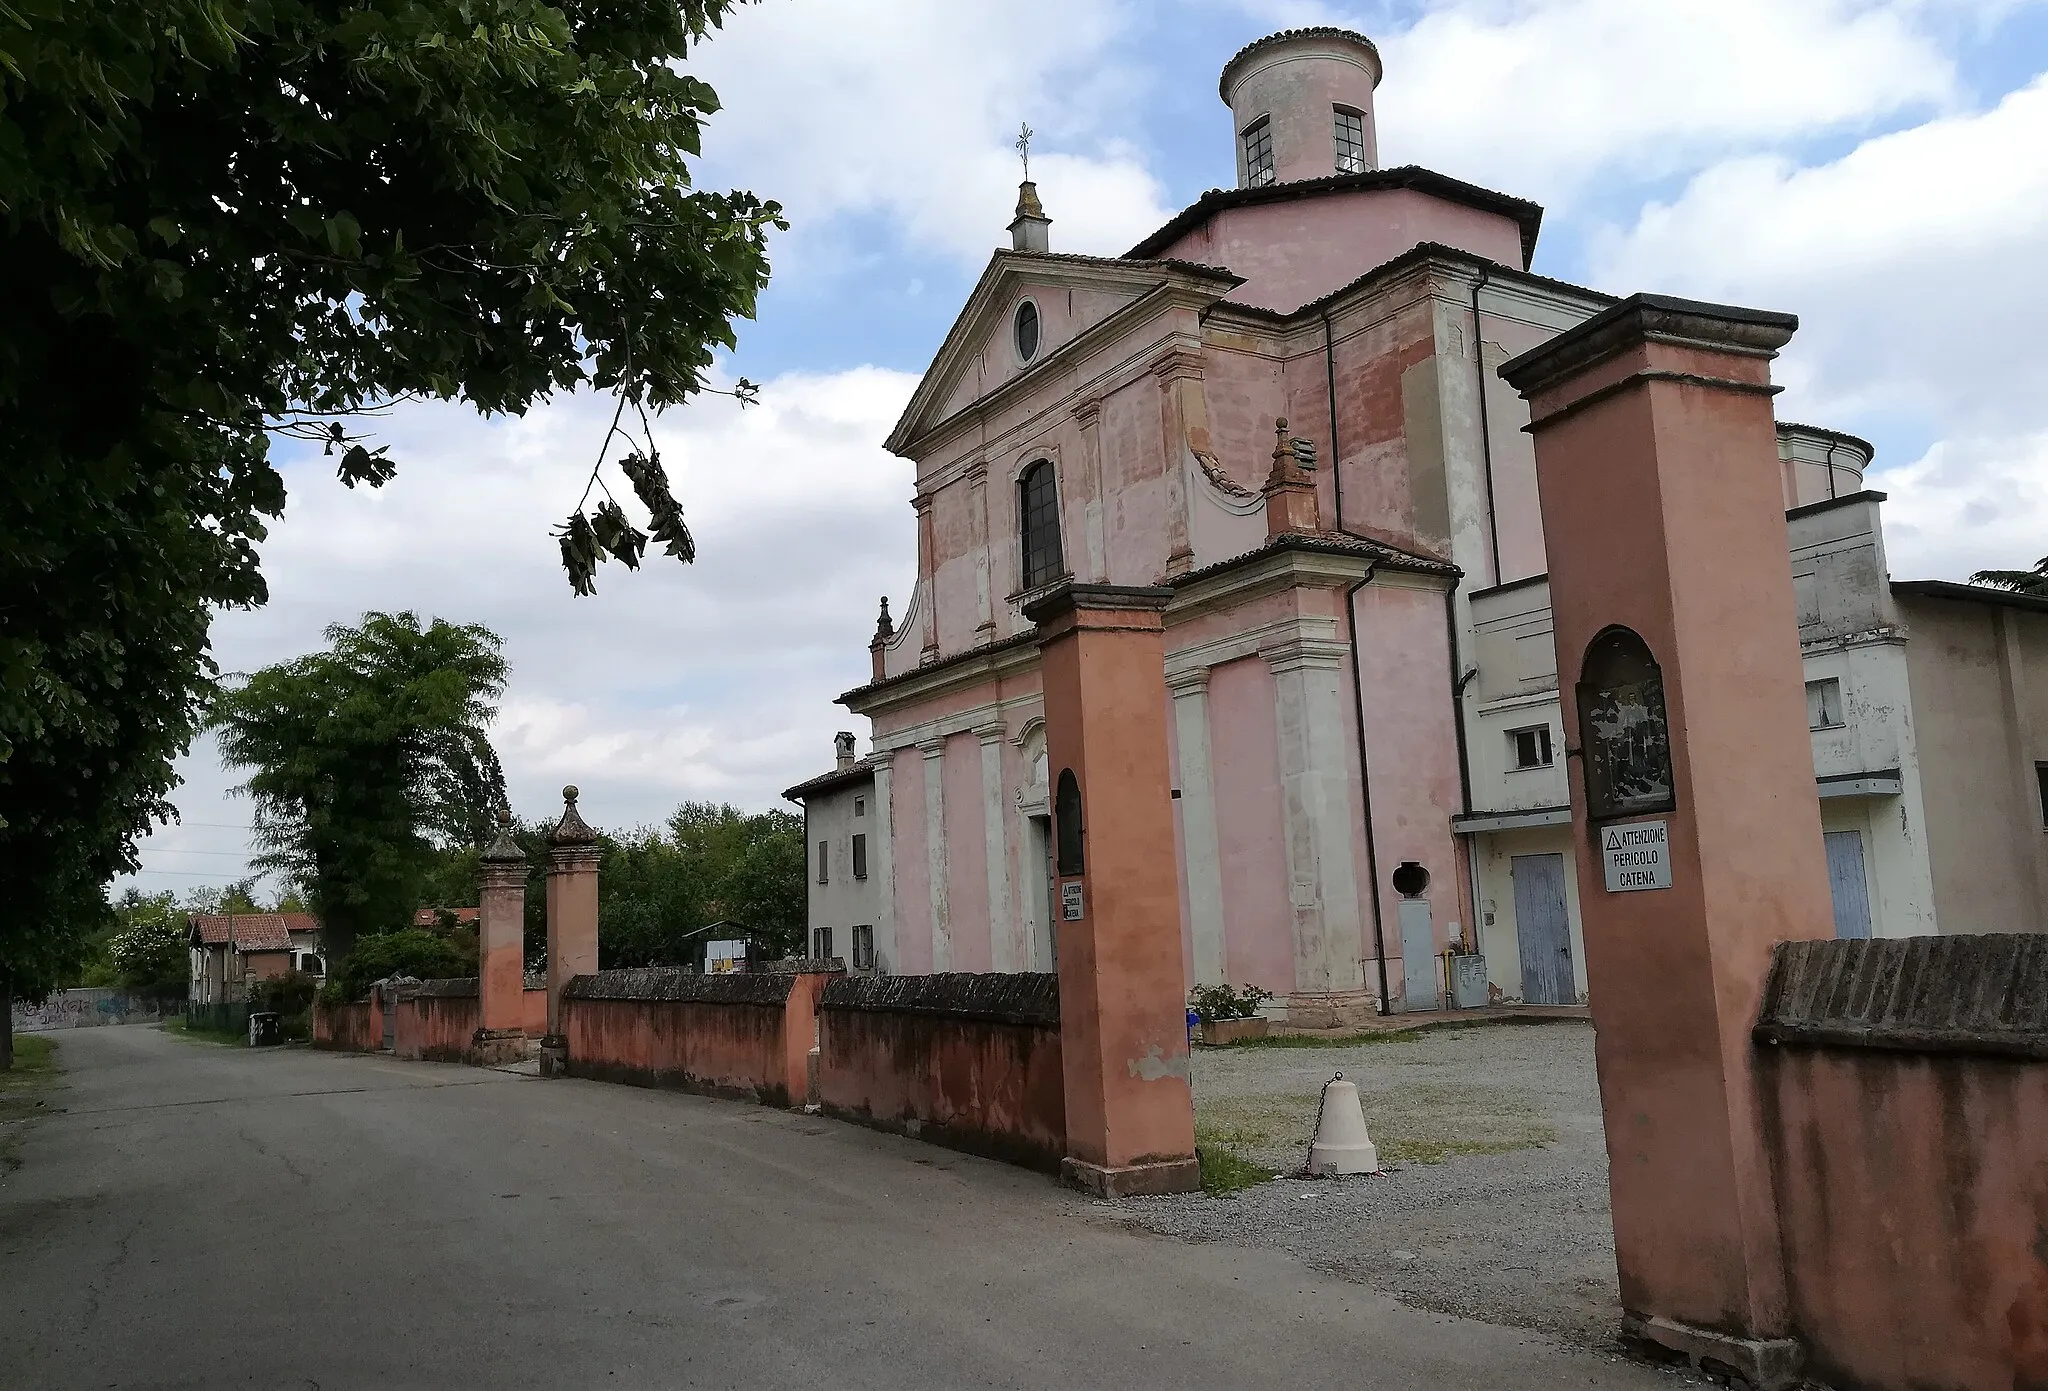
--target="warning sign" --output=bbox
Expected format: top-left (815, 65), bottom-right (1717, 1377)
top-left (1601, 820), bottom-right (1672, 893)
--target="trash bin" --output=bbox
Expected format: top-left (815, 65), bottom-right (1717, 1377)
top-left (248, 1011), bottom-right (282, 1047)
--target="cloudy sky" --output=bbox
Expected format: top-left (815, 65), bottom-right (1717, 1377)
top-left (130, 0), bottom-right (2048, 901)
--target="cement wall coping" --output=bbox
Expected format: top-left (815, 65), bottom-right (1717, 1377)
top-left (1755, 935), bottom-right (2048, 1062)
top-left (413, 978), bottom-right (480, 999)
top-left (820, 972), bottom-right (1061, 1028)
top-left (563, 967), bottom-right (797, 1006)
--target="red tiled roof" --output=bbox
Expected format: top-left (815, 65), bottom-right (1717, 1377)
top-left (413, 907), bottom-right (480, 928)
top-left (187, 913), bottom-right (314, 953)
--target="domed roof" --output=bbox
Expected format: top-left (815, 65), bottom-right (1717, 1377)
top-left (1219, 27), bottom-right (1383, 103)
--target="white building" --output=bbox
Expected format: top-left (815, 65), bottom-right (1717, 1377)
top-left (784, 733), bottom-right (885, 972)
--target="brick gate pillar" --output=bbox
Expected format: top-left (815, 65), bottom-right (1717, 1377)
top-left (1023, 582), bottom-right (1199, 1197)
top-left (471, 812), bottom-right (530, 1065)
top-left (1501, 294), bottom-right (1835, 1386)
top-left (541, 785), bottom-right (600, 1078)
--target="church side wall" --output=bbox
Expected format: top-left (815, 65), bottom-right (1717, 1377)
top-left (1206, 655), bottom-right (1296, 994)
top-left (941, 731), bottom-right (993, 973)
top-left (889, 749), bottom-right (934, 975)
top-left (1158, 190), bottom-right (1525, 315)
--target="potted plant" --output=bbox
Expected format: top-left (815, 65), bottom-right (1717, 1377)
top-left (1189, 983), bottom-right (1274, 1045)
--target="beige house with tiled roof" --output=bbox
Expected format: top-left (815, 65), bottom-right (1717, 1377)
top-left (187, 914), bottom-right (312, 1004)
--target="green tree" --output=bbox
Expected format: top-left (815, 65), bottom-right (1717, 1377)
top-left (326, 929), bottom-right (469, 1003)
top-left (0, 0), bottom-right (779, 1062)
top-left (1973, 556), bottom-right (2048, 597)
top-left (108, 916), bottom-right (189, 1001)
top-left (208, 612), bottom-right (509, 966)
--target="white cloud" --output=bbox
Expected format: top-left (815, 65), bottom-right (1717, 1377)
top-left (688, 0), bottom-right (1175, 267)
top-left (125, 367), bottom-right (919, 896)
top-left (1868, 431), bottom-right (2048, 581)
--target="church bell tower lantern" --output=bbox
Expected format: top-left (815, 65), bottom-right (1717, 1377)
top-left (1220, 28), bottom-right (1383, 188)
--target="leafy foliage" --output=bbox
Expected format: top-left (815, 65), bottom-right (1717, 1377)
top-left (207, 612), bottom-right (508, 964)
top-left (1189, 983), bottom-right (1275, 1023)
top-left (107, 915), bottom-right (189, 1000)
top-left (1972, 556), bottom-right (2048, 597)
top-left (249, 969), bottom-right (320, 1018)
top-left (326, 929), bottom-right (469, 1004)
top-left (0, 0), bottom-right (778, 1019)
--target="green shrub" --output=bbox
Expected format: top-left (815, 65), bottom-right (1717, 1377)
top-left (248, 970), bottom-right (319, 1017)
top-left (1188, 982), bottom-right (1273, 1023)
top-left (329, 929), bottom-right (468, 1002)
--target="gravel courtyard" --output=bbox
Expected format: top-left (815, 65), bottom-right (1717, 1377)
top-left (1115, 1020), bottom-right (1624, 1349)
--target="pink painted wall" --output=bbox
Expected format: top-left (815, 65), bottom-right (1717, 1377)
top-left (890, 748), bottom-right (934, 975)
top-left (563, 972), bottom-right (834, 1108)
top-left (313, 1001), bottom-right (377, 1052)
top-left (521, 987), bottom-right (547, 1038)
top-left (817, 1002), bottom-right (1066, 1171)
top-left (1352, 581), bottom-right (1468, 990)
top-left (1763, 1045), bottom-right (2048, 1389)
top-left (394, 993), bottom-right (480, 1063)
top-left (1477, 310), bottom-right (1557, 585)
top-left (1206, 656), bottom-right (1295, 994)
top-left (1099, 377), bottom-right (1170, 586)
top-left (941, 729), bottom-right (992, 972)
top-left (1157, 189), bottom-right (1525, 315)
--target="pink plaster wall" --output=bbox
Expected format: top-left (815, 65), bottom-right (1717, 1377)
top-left (1762, 1045), bottom-right (2048, 1389)
top-left (1478, 311), bottom-right (1558, 585)
top-left (1206, 656), bottom-right (1295, 994)
top-left (891, 748), bottom-right (934, 975)
top-left (1157, 189), bottom-right (1525, 315)
top-left (942, 730), bottom-right (992, 972)
top-left (1099, 378), bottom-right (1170, 586)
top-left (1329, 306), bottom-right (1444, 556)
top-left (1352, 582), bottom-right (1467, 984)
top-left (563, 973), bottom-right (834, 1108)
top-left (817, 1003), bottom-right (1066, 1171)
top-left (313, 1001), bottom-right (377, 1052)
top-left (393, 993), bottom-right (480, 1063)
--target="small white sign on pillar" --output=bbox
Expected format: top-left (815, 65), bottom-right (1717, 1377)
top-left (1601, 819), bottom-right (1672, 892)
top-left (1060, 879), bottom-right (1085, 921)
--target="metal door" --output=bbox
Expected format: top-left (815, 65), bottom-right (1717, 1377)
top-left (1398, 898), bottom-right (1437, 1011)
top-left (1824, 830), bottom-right (1873, 939)
top-left (1512, 853), bottom-right (1575, 1005)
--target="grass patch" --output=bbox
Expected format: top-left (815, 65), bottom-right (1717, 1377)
top-left (1219, 1029), bottom-right (1423, 1050)
top-left (165, 1016), bottom-right (245, 1046)
top-left (1193, 1081), bottom-right (1556, 1167)
top-left (1195, 1137), bottom-right (1276, 1195)
top-left (1, 1035), bottom-right (62, 1176)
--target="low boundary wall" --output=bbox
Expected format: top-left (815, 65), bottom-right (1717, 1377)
top-left (561, 966), bottom-right (838, 1107)
top-left (313, 1000), bottom-right (378, 1052)
top-left (394, 979), bottom-right (481, 1062)
top-left (817, 973), bottom-right (1065, 1171)
top-left (1755, 935), bottom-right (2048, 1390)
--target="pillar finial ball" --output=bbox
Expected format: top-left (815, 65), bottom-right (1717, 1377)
top-left (563, 784), bottom-right (579, 803)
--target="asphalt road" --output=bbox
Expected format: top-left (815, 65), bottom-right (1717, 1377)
top-left (0, 1025), bottom-right (1681, 1390)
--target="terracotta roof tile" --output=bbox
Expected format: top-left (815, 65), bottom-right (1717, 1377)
top-left (188, 914), bottom-right (306, 953)
top-left (412, 907), bottom-right (480, 928)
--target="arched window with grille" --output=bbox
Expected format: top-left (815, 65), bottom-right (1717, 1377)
top-left (1019, 459), bottom-right (1064, 591)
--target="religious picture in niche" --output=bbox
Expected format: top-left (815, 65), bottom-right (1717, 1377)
top-left (1576, 626), bottom-right (1675, 821)
top-left (1054, 767), bottom-right (1085, 876)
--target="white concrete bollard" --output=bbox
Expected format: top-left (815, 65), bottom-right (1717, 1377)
top-left (1307, 1072), bottom-right (1380, 1176)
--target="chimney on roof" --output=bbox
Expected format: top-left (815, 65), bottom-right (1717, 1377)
top-left (834, 731), bottom-right (857, 771)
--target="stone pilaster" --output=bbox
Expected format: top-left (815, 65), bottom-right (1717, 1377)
top-left (917, 738), bottom-right (951, 971)
top-left (1262, 637), bottom-right (1366, 996)
top-left (473, 812), bottom-right (530, 1064)
top-left (975, 722), bottom-right (1019, 971)
top-left (1166, 666), bottom-right (1227, 986)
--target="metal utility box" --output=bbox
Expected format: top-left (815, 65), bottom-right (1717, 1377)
top-left (1449, 954), bottom-right (1491, 1010)
top-left (247, 1011), bottom-right (282, 1047)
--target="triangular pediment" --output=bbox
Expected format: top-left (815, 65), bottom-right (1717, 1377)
top-left (885, 251), bottom-right (1241, 456)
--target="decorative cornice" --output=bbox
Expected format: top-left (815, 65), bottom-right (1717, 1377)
top-left (972, 721), bottom-right (1008, 743)
top-left (1498, 292), bottom-right (1797, 402)
top-left (916, 737), bottom-right (948, 757)
top-left (1164, 666), bottom-right (1212, 696)
top-left (1150, 345), bottom-right (1205, 385)
top-left (1071, 398), bottom-right (1101, 427)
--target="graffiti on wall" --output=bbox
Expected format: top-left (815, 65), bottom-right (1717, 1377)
top-left (10, 989), bottom-right (169, 1033)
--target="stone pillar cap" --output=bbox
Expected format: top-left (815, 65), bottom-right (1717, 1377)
top-left (549, 785), bottom-right (599, 846)
top-left (1020, 580), bottom-right (1175, 625)
top-left (481, 809), bottom-right (527, 864)
top-left (1499, 292), bottom-right (1798, 400)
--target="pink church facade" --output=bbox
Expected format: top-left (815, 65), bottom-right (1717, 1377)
top-left (789, 27), bottom-right (2047, 1020)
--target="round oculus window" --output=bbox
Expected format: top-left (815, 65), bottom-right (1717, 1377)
top-left (1014, 300), bottom-right (1041, 362)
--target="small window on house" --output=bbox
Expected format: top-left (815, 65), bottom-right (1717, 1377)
top-left (1014, 300), bottom-right (1041, 362)
top-left (1333, 106), bottom-right (1367, 173)
top-left (813, 926), bottom-right (835, 961)
top-left (852, 833), bottom-right (868, 880)
top-left (1510, 725), bottom-right (1553, 770)
top-left (1806, 678), bottom-right (1844, 730)
top-left (853, 796), bottom-right (865, 818)
top-left (852, 925), bottom-right (875, 971)
top-left (1242, 116), bottom-right (1275, 186)
top-left (1019, 459), bottom-right (1064, 591)
top-left (817, 840), bottom-right (829, 884)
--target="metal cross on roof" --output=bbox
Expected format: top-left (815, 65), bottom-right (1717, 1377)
top-left (1016, 122), bottom-right (1034, 181)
